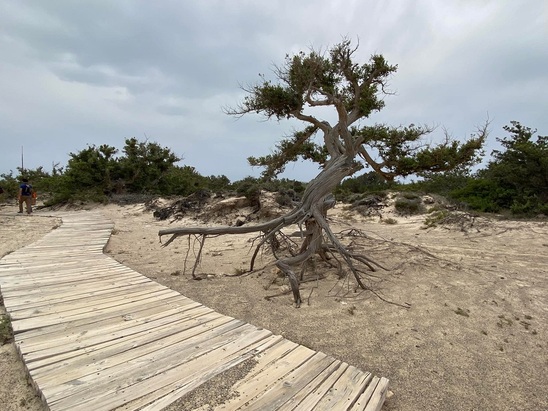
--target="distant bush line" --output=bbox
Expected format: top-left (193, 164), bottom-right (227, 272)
top-left (1, 122), bottom-right (546, 216)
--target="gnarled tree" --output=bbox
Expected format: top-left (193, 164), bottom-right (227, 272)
top-left (159, 40), bottom-right (488, 307)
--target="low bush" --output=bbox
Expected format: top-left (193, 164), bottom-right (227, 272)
top-left (394, 196), bottom-right (424, 215)
top-left (0, 316), bottom-right (12, 345)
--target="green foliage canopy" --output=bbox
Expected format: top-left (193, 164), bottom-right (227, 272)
top-left (488, 121), bottom-right (547, 205)
top-left (439, 121), bottom-right (547, 215)
top-left (230, 40), bottom-right (486, 182)
top-left (119, 138), bottom-right (181, 193)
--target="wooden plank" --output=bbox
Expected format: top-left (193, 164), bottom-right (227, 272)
top-left (42, 319), bottom-right (253, 400)
top-left (2, 271), bottom-right (148, 302)
top-left (308, 364), bottom-right (371, 410)
top-left (31, 313), bottom-right (233, 388)
top-left (11, 288), bottom-right (181, 333)
top-left (11, 282), bottom-right (171, 319)
top-left (7, 244), bottom-right (109, 252)
top-left (236, 352), bottom-right (336, 410)
top-left (19, 244), bottom-right (109, 251)
top-left (362, 377), bottom-right (389, 411)
top-left (276, 360), bottom-right (344, 411)
top-left (2, 254), bottom-right (117, 266)
top-left (17, 297), bottom-right (201, 349)
top-left (5, 278), bottom-right (154, 311)
top-left (0, 267), bottom-right (138, 293)
top-left (350, 376), bottom-right (380, 411)
top-left (16, 302), bottom-right (207, 355)
top-left (219, 337), bottom-right (300, 397)
top-left (47, 328), bottom-right (274, 411)
top-left (24, 304), bottom-right (216, 372)
top-left (289, 362), bottom-right (350, 411)
top-left (216, 344), bottom-right (317, 410)
top-left (15, 294), bottom-right (196, 342)
top-left (74, 330), bottom-right (277, 411)
top-left (2, 253), bottom-right (124, 279)
top-left (0, 264), bottom-right (131, 284)
top-left (18, 302), bottom-right (211, 357)
top-left (0, 264), bottom-right (127, 285)
top-left (0, 263), bottom-right (120, 278)
top-left (1, 253), bottom-right (110, 264)
top-left (133, 335), bottom-right (285, 411)
top-left (3, 277), bottom-right (154, 314)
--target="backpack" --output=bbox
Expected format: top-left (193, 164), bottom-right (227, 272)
top-left (21, 184), bottom-right (32, 196)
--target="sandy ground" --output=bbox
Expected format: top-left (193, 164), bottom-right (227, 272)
top-left (0, 197), bottom-right (547, 411)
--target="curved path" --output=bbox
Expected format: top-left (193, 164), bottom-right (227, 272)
top-left (0, 211), bottom-right (388, 411)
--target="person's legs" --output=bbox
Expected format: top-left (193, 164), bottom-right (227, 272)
top-left (25, 196), bottom-right (32, 214)
top-left (18, 196), bottom-right (24, 213)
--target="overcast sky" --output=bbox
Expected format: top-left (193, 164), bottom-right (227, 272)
top-left (1, 1), bottom-right (546, 182)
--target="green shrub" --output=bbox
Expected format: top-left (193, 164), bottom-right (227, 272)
top-left (510, 196), bottom-right (548, 216)
top-left (0, 316), bottom-right (12, 345)
top-left (336, 171), bottom-right (394, 200)
top-left (412, 169), bottom-right (472, 197)
top-left (234, 177), bottom-right (262, 208)
top-left (424, 210), bottom-right (450, 227)
top-left (401, 191), bottom-right (420, 200)
top-left (394, 197), bottom-right (423, 215)
top-left (275, 192), bottom-right (294, 207)
top-left (450, 179), bottom-right (503, 213)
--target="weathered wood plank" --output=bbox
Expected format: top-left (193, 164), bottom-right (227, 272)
top-left (11, 282), bottom-right (170, 319)
top-left (24, 303), bottom-right (213, 371)
top-left (133, 335), bottom-right (285, 411)
top-left (276, 360), bottom-right (345, 411)
top-left (37, 317), bottom-right (248, 392)
top-left (1, 272), bottom-right (148, 303)
top-left (17, 300), bottom-right (210, 357)
top-left (29, 309), bottom-right (225, 381)
top-left (237, 352), bottom-right (336, 410)
top-left (5, 278), bottom-right (154, 311)
top-left (362, 377), bottom-right (389, 411)
top-left (16, 302), bottom-right (206, 358)
top-left (0, 267), bottom-right (138, 293)
top-left (216, 344), bottom-right (317, 410)
top-left (0, 259), bottom-right (129, 278)
top-left (309, 364), bottom-right (371, 410)
top-left (11, 288), bottom-right (181, 333)
top-left (47, 328), bottom-right (275, 411)
top-left (15, 294), bottom-right (195, 342)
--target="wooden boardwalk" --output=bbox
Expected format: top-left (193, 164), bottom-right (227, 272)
top-left (0, 211), bottom-right (388, 410)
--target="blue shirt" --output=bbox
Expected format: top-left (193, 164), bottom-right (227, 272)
top-left (20, 183), bottom-right (32, 196)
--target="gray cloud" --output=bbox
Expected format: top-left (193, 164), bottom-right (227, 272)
top-left (1, 1), bottom-right (546, 181)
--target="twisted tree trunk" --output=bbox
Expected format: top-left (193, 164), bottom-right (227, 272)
top-left (159, 154), bottom-right (371, 307)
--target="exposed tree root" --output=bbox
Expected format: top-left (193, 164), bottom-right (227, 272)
top-left (159, 156), bottom-right (391, 307)
top-left (159, 205), bottom-right (388, 307)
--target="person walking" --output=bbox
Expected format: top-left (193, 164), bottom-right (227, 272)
top-left (18, 178), bottom-right (33, 214)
